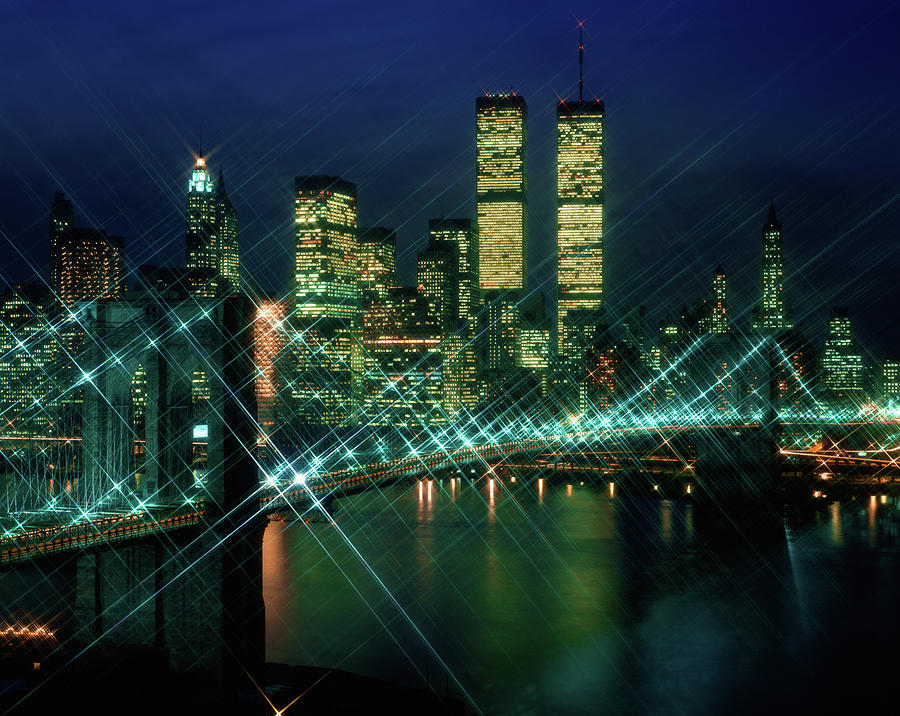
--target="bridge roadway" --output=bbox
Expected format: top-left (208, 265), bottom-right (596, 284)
top-left (0, 435), bottom-right (556, 566)
top-left (4, 419), bottom-right (899, 567)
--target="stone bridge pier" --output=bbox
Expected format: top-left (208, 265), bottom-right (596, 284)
top-left (72, 295), bottom-right (264, 698)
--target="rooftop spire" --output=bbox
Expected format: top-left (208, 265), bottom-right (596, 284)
top-left (765, 201), bottom-right (780, 229)
top-left (578, 22), bottom-right (584, 102)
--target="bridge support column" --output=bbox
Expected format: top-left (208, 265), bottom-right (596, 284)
top-left (72, 525), bottom-right (265, 695)
top-left (72, 296), bottom-right (265, 700)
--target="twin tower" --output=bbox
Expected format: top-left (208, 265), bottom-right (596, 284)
top-left (476, 70), bottom-right (604, 360)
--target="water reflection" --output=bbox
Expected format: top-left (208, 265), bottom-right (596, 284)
top-left (263, 482), bottom-right (900, 715)
top-left (660, 499), bottom-right (673, 543)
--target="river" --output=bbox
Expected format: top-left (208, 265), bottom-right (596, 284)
top-left (263, 475), bottom-right (900, 714)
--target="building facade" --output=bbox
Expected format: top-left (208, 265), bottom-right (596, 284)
top-left (476, 94), bottom-right (527, 293)
top-left (556, 97), bottom-right (604, 358)
top-left (290, 176), bottom-right (359, 427)
top-left (186, 158), bottom-right (240, 297)
top-left (752, 203), bottom-right (792, 333)
top-left (358, 227), bottom-right (397, 302)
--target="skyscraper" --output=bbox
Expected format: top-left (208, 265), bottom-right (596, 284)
top-left (822, 307), bottom-right (864, 401)
top-left (358, 227), bottom-right (397, 302)
top-left (290, 176), bottom-right (359, 427)
top-left (186, 156), bottom-right (219, 296)
top-left (293, 176), bottom-right (358, 319)
top-left (476, 93), bottom-right (527, 292)
top-left (427, 218), bottom-right (479, 410)
top-left (360, 287), bottom-right (443, 430)
top-left (48, 193), bottom-right (124, 311)
top-left (186, 156), bottom-right (240, 297)
top-left (252, 298), bottom-right (288, 439)
top-left (517, 292), bottom-right (550, 378)
top-left (484, 291), bottom-right (520, 371)
top-left (557, 27), bottom-right (605, 358)
top-left (49, 192), bottom-right (74, 299)
top-left (710, 266), bottom-right (728, 334)
top-left (752, 203), bottom-right (792, 333)
top-left (216, 169), bottom-right (240, 292)
top-left (417, 239), bottom-right (461, 418)
top-left (0, 281), bottom-right (59, 436)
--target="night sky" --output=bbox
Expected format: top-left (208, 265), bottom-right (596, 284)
top-left (1, 0), bottom-right (898, 353)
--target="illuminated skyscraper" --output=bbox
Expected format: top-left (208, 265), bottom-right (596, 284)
top-left (428, 219), bottom-right (479, 409)
top-left (293, 176), bottom-right (358, 319)
top-left (48, 193), bottom-right (124, 311)
top-left (0, 281), bottom-right (59, 436)
top-left (290, 176), bottom-right (359, 427)
top-left (516, 293), bottom-right (550, 388)
top-left (216, 169), bottom-right (240, 292)
top-left (428, 219), bottom-right (479, 327)
top-left (252, 298), bottom-right (288, 438)
top-left (752, 203), bottom-right (792, 333)
top-left (417, 240), bottom-right (459, 332)
top-left (710, 266), bottom-right (728, 334)
top-left (186, 156), bottom-right (219, 297)
top-left (49, 192), bottom-right (74, 299)
top-left (417, 238), bottom-right (461, 418)
top-left (557, 27), bottom-right (604, 358)
top-left (822, 307), bottom-right (863, 400)
top-left (361, 287), bottom-right (443, 429)
top-left (186, 157), bottom-right (240, 297)
top-left (881, 357), bottom-right (900, 405)
top-left (484, 290), bottom-right (520, 371)
top-left (476, 94), bottom-right (527, 292)
top-left (358, 227), bottom-right (397, 302)
top-left (54, 229), bottom-right (124, 310)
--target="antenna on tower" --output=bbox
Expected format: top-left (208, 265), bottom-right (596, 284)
top-left (578, 21), bottom-right (584, 102)
top-left (199, 126), bottom-right (203, 160)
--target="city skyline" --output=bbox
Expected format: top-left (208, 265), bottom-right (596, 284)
top-left (0, 2), bottom-right (898, 357)
top-left (3, 6), bottom-right (900, 715)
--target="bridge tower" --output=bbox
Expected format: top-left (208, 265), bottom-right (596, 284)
top-left (73, 295), bottom-right (264, 697)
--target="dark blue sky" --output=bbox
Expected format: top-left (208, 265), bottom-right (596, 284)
top-left (1, 0), bottom-right (898, 353)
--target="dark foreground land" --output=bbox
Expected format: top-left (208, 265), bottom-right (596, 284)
top-left (0, 645), bottom-right (463, 715)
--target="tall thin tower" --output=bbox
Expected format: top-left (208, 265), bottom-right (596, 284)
top-left (711, 265), bottom-right (728, 333)
top-left (476, 93), bottom-right (527, 292)
top-left (186, 155), bottom-right (220, 297)
top-left (556, 23), bottom-right (605, 358)
top-left (752, 203), bottom-right (792, 333)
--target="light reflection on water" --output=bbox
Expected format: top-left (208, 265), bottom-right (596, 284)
top-left (263, 479), bottom-right (900, 714)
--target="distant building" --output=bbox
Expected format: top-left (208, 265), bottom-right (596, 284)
top-left (0, 281), bottom-right (59, 436)
top-left (880, 357), bottom-right (900, 406)
top-left (360, 287), bottom-right (443, 430)
top-left (752, 203), bottom-right (792, 333)
top-left (428, 218), bottom-right (479, 409)
top-left (476, 94), bottom-right (527, 292)
top-left (185, 157), bottom-right (239, 297)
top-left (290, 176), bottom-right (359, 427)
top-left (252, 298), bottom-right (288, 439)
top-left (358, 227), bottom-right (397, 302)
top-left (822, 307), bottom-right (864, 406)
top-left (556, 96), bottom-right (604, 358)
top-left (417, 238), bottom-right (462, 418)
top-left (620, 305), bottom-right (647, 353)
top-left (516, 292), bottom-right (550, 376)
top-left (710, 266), bottom-right (728, 334)
top-left (483, 290), bottom-right (520, 372)
top-left (49, 193), bottom-right (124, 310)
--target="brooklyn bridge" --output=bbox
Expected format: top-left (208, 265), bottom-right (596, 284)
top-left (1, 296), bottom-right (898, 710)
